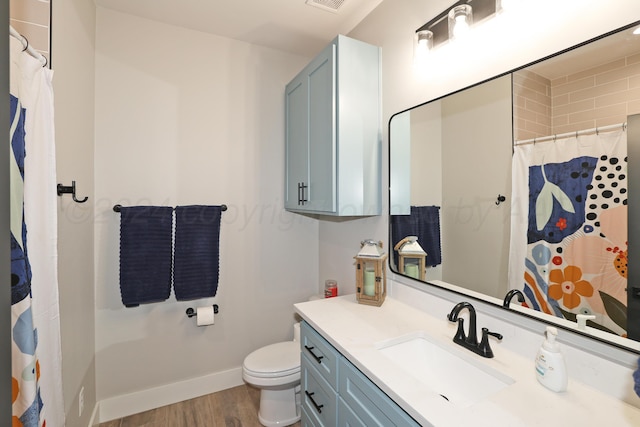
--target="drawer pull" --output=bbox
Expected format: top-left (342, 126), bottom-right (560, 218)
top-left (305, 391), bottom-right (324, 414)
top-left (304, 345), bottom-right (324, 363)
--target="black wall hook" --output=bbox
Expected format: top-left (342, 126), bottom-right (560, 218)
top-left (495, 194), bottom-right (506, 205)
top-left (57, 181), bottom-right (88, 203)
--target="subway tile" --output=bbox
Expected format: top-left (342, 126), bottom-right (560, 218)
top-left (568, 58), bottom-right (626, 83)
top-left (514, 109), bottom-right (534, 125)
top-left (551, 114), bottom-right (568, 129)
top-left (595, 87), bottom-right (640, 108)
top-left (9, 19), bottom-right (49, 53)
top-left (595, 115), bottom-right (628, 128)
top-left (10, 0), bottom-right (50, 26)
top-left (628, 99), bottom-right (640, 115)
top-left (595, 62), bottom-right (640, 86)
top-left (550, 75), bottom-right (568, 87)
top-left (553, 93), bottom-right (569, 107)
top-left (525, 119), bottom-right (551, 136)
top-left (552, 75), bottom-right (595, 97)
top-left (568, 79), bottom-right (628, 103)
top-left (568, 103), bottom-right (627, 125)
top-left (628, 52), bottom-right (640, 65)
top-left (536, 112), bottom-right (552, 127)
top-left (553, 98), bottom-right (595, 117)
top-left (553, 119), bottom-right (596, 135)
top-left (525, 98), bottom-right (550, 115)
top-left (629, 74), bottom-right (640, 89)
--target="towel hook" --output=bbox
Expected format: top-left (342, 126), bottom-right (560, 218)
top-left (496, 194), bottom-right (506, 205)
top-left (57, 181), bottom-right (88, 203)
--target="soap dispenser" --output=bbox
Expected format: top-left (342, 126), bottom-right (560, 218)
top-left (535, 326), bottom-right (568, 392)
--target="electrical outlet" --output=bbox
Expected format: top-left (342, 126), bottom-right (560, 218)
top-left (79, 386), bottom-right (84, 417)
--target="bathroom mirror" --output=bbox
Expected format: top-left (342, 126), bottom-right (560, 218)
top-left (389, 20), bottom-right (640, 351)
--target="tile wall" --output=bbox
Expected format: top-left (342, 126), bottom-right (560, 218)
top-left (10, 0), bottom-right (50, 64)
top-left (514, 53), bottom-right (640, 141)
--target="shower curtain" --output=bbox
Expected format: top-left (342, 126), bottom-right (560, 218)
top-left (10, 36), bottom-right (65, 426)
top-left (509, 128), bottom-right (628, 337)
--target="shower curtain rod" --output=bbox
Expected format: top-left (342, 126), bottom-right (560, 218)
top-left (9, 25), bottom-right (47, 67)
top-left (514, 122), bottom-right (626, 146)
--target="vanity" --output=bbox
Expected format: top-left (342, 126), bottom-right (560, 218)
top-left (295, 295), bottom-right (640, 426)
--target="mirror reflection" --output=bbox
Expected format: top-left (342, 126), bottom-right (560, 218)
top-left (389, 22), bottom-right (640, 348)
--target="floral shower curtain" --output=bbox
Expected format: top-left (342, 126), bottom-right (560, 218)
top-left (10, 35), bottom-right (65, 426)
top-left (508, 128), bottom-right (628, 337)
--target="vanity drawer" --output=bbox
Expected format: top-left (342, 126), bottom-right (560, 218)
top-left (302, 355), bottom-right (338, 427)
top-left (301, 404), bottom-right (320, 427)
top-left (300, 321), bottom-right (340, 389)
top-left (338, 358), bottom-right (420, 426)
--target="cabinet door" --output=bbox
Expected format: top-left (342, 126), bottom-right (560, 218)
top-left (338, 397), bottom-right (367, 427)
top-left (300, 321), bottom-right (339, 389)
top-left (302, 355), bottom-right (338, 427)
top-left (284, 72), bottom-right (309, 210)
top-left (306, 42), bottom-right (336, 213)
top-left (339, 359), bottom-right (420, 426)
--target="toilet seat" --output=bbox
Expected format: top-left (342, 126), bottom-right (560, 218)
top-left (243, 341), bottom-right (300, 379)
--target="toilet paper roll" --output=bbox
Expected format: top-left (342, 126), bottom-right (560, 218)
top-left (196, 306), bottom-right (215, 326)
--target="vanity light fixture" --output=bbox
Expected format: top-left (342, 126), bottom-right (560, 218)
top-left (448, 4), bottom-right (473, 39)
top-left (414, 29), bottom-right (434, 64)
top-left (415, 0), bottom-right (501, 53)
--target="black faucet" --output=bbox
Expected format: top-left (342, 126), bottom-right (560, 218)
top-left (447, 302), bottom-right (502, 358)
top-left (502, 289), bottom-right (525, 308)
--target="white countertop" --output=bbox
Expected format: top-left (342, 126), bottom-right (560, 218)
top-left (294, 295), bottom-right (640, 427)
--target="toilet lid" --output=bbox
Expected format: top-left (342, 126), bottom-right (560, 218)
top-left (243, 341), bottom-right (300, 378)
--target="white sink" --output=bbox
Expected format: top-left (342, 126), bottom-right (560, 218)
top-left (376, 332), bottom-right (515, 407)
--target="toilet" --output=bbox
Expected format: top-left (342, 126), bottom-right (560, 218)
top-left (242, 322), bottom-right (302, 427)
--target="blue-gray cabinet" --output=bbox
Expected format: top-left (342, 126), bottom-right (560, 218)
top-left (285, 35), bottom-right (381, 216)
top-left (300, 321), bottom-right (419, 427)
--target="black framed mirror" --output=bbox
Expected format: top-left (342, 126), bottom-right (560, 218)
top-left (389, 20), bottom-right (640, 351)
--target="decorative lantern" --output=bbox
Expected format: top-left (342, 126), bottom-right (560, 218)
top-left (354, 240), bottom-right (388, 307)
top-left (394, 236), bottom-right (426, 280)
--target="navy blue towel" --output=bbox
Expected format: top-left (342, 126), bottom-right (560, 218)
top-left (391, 206), bottom-right (442, 268)
top-left (119, 206), bottom-right (173, 307)
top-left (173, 205), bottom-right (222, 301)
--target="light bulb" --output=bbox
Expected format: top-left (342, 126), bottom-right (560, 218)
top-left (453, 15), bottom-right (470, 38)
top-left (448, 5), bottom-right (473, 40)
top-left (414, 30), bottom-right (433, 67)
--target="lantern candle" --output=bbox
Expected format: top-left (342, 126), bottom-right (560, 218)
top-left (363, 268), bottom-right (376, 296)
top-left (405, 263), bottom-right (419, 278)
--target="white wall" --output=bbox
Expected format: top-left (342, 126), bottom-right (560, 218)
top-left (93, 8), bottom-right (318, 419)
top-left (440, 76), bottom-right (512, 298)
top-left (51, 1), bottom-right (97, 426)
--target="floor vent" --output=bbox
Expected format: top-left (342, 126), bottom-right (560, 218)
top-left (305, 0), bottom-right (346, 13)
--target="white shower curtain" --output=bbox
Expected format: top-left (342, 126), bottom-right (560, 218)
top-left (509, 128), bottom-right (628, 336)
top-left (10, 35), bottom-right (65, 426)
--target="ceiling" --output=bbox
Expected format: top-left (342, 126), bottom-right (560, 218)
top-left (95, 0), bottom-right (383, 56)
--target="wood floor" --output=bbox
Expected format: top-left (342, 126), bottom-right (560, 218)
top-left (99, 384), bottom-right (302, 427)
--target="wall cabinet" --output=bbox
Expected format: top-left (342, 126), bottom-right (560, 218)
top-left (285, 35), bottom-right (381, 216)
top-left (300, 321), bottom-right (419, 427)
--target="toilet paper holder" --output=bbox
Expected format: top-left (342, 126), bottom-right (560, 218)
top-left (186, 305), bottom-right (219, 318)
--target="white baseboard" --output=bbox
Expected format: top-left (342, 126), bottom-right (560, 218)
top-left (88, 402), bottom-right (100, 427)
top-left (97, 367), bottom-right (244, 423)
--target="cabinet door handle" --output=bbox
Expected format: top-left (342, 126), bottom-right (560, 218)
top-left (305, 391), bottom-right (324, 414)
top-left (299, 182), bottom-right (308, 205)
top-left (304, 345), bottom-right (324, 363)
top-left (297, 182), bottom-right (302, 205)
